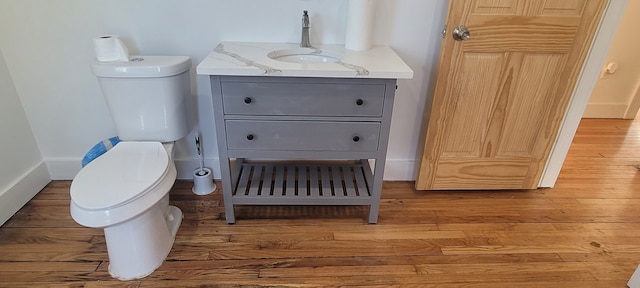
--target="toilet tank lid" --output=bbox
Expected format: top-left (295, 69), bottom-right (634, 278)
top-left (91, 56), bottom-right (191, 78)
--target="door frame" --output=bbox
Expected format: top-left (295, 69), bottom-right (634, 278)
top-left (540, 0), bottom-right (629, 187)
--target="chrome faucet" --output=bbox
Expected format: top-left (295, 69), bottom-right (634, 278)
top-left (301, 10), bottom-right (311, 48)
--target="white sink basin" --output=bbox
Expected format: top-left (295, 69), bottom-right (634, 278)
top-left (267, 48), bottom-right (343, 64)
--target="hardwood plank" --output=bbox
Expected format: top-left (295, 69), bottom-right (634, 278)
top-left (0, 271), bottom-right (113, 282)
top-left (0, 227), bottom-right (99, 243)
top-left (0, 282), bottom-right (141, 288)
top-left (259, 264), bottom-right (417, 278)
top-left (441, 244), bottom-right (600, 255)
top-left (0, 242), bottom-right (108, 262)
top-left (0, 261), bottom-right (100, 272)
top-left (208, 239), bottom-right (444, 260)
top-left (334, 229), bottom-right (465, 240)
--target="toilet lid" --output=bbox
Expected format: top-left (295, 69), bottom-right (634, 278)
top-left (71, 141), bottom-right (169, 210)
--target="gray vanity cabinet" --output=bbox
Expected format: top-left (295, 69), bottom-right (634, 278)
top-left (209, 75), bottom-right (397, 224)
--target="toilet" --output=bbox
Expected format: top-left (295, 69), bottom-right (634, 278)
top-left (70, 55), bottom-right (191, 280)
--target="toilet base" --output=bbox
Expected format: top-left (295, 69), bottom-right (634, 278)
top-left (104, 204), bottom-right (183, 280)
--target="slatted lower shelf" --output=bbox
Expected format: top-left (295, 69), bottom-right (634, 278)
top-left (232, 162), bottom-right (372, 205)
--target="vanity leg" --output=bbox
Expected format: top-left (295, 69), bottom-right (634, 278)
top-left (220, 157), bottom-right (236, 224)
top-left (361, 159), bottom-right (383, 224)
top-left (209, 75), bottom-right (236, 224)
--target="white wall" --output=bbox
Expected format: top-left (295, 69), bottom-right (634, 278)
top-left (0, 0), bottom-right (447, 180)
top-left (0, 48), bottom-right (51, 225)
top-left (583, 0), bottom-right (639, 119)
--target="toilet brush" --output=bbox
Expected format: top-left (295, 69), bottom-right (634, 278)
top-left (195, 135), bottom-right (206, 176)
top-left (192, 133), bottom-right (216, 195)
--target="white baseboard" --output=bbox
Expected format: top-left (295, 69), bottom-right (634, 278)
top-left (383, 159), bottom-right (416, 181)
top-left (45, 158), bottom-right (220, 180)
top-left (46, 158), bottom-right (82, 180)
top-left (0, 161), bottom-right (51, 226)
top-left (174, 158), bottom-right (220, 179)
top-left (582, 102), bottom-right (627, 118)
top-left (45, 158), bottom-right (417, 181)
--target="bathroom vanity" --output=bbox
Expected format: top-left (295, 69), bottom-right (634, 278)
top-left (197, 42), bottom-right (413, 224)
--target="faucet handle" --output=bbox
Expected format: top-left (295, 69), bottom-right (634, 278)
top-left (301, 10), bottom-right (311, 47)
top-left (302, 10), bottom-right (309, 27)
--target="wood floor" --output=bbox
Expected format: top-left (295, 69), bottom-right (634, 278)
top-left (2, 118), bottom-right (640, 287)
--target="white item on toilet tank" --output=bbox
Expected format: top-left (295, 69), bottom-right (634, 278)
top-left (91, 56), bottom-right (191, 141)
top-left (93, 35), bottom-right (130, 62)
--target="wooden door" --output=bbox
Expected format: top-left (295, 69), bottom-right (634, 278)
top-left (415, 0), bottom-right (608, 190)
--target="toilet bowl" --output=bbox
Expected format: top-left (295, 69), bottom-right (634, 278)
top-left (70, 141), bottom-right (182, 280)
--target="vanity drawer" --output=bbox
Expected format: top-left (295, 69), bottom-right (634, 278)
top-left (221, 82), bottom-right (385, 117)
top-left (225, 120), bottom-right (381, 151)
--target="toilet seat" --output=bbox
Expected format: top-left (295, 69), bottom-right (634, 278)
top-left (71, 141), bottom-right (169, 211)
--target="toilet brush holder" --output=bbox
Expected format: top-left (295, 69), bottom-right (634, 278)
top-left (192, 167), bottom-right (216, 195)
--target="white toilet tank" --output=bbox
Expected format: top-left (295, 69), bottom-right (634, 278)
top-left (91, 56), bottom-right (191, 141)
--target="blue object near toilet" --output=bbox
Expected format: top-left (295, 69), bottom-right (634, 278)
top-left (81, 136), bottom-right (120, 167)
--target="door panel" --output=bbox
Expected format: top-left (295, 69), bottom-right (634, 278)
top-left (441, 53), bottom-right (503, 158)
top-left (416, 0), bottom-right (607, 190)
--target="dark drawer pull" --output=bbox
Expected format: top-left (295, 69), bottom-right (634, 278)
top-left (244, 97), bottom-right (253, 104)
top-left (352, 136), bottom-right (360, 142)
top-left (356, 99), bottom-right (364, 106)
top-left (246, 134), bottom-right (255, 141)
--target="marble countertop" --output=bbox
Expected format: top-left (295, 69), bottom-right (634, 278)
top-left (196, 42), bottom-right (413, 79)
